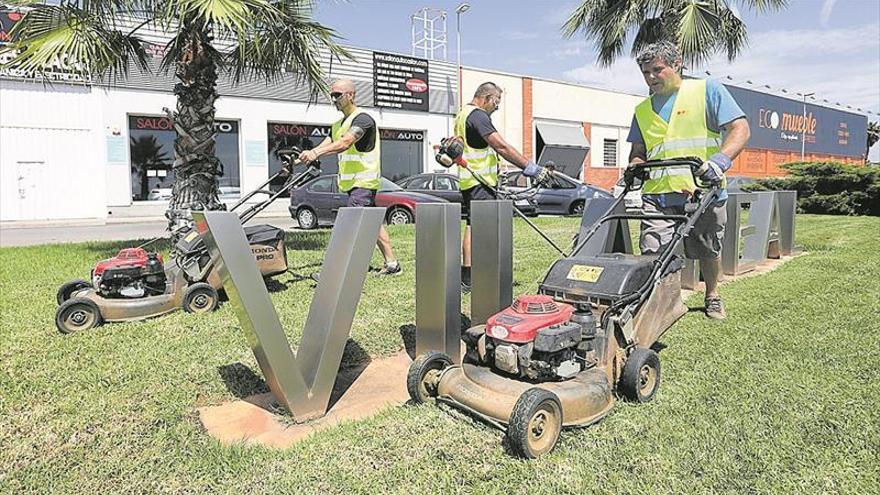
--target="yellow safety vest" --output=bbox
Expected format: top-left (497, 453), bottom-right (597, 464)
top-left (454, 104), bottom-right (498, 191)
top-left (332, 109), bottom-right (381, 192)
top-left (634, 79), bottom-right (726, 194)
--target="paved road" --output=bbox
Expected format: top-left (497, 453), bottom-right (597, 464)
top-left (0, 216), bottom-right (300, 247)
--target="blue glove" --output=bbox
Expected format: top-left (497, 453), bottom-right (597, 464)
top-left (522, 161), bottom-right (542, 177)
top-left (699, 153), bottom-right (731, 185)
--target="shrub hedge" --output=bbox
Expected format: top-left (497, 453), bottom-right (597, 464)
top-left (744, 161), bottom-right (879, 216)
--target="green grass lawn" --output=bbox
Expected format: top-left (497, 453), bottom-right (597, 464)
top-left (1, 214), bottom-right (878, 494)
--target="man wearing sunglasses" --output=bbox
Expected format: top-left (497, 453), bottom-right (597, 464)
top-left (298, 79), bottom-right (400, 276)
top-left (454, 81), bottom-right (549, 292)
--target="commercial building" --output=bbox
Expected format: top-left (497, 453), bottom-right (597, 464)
top-left (0, 9), bottom-right (868, 223)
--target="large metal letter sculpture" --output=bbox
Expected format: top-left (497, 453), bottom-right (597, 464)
top-left (775, 191), bottom-right (798, 256)
top-left (722, 192), bottom-right (760, 276)
top-left (415, 203), bottom-right (462, 362)
top-left (742, 191), bottom-right (782, 260)
top-left (193, 207), bottom-right (384, 421)
top-left (471, 200), bottom-right (513, 326)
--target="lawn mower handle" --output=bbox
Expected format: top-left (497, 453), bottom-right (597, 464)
top-left (619, 157), bottom-right (710, 195)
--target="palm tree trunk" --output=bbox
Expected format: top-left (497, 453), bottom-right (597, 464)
top-left (166, 25), bottom-right (224, 236)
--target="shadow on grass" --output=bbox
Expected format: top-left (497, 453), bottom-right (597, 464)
top-left (399, 313), bottom-right (472, 360)
top-left (218, 363), bottom-right (271, 398)
top-left (286, 230), bottom-right (332, 252)
top-left (216, 338), bottom-right (371, 413)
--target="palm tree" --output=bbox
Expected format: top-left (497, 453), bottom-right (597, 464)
top-left (563, 0), bottom-right (788, 68)
top-left (2, 0), bottom-right (346, 234)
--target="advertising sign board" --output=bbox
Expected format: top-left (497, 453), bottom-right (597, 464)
top-left (373, 51), bottom-right (430, 112)
top-left (726, 85), bottom-right (867, 158)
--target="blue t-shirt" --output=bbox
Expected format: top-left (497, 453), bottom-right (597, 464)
top-left (627, 79), bottom-right (745, 205)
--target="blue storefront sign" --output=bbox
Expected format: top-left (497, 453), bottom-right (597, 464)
top-left (726, 85), bottom-right (867, 158)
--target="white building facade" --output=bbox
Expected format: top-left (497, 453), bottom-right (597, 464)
top-left (1, 45), bottom-right (458, 222)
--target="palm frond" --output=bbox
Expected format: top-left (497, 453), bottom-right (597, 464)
top-left (734, 0), bottom-right (789, 14)
top-left (1, 4), bottom-right (148, 80)
top-left (158, 0), bottom-right (280, 36)
top-left (717, 5), bottom-right (749, 62)
top-left (677, 0), bottom-right (718, 67)
top-left (224, 1), bottom-right (349, 97)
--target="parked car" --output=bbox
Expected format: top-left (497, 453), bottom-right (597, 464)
top-left (396, 172), bottom-right (538, 216)
top-left (147, 188), bottom-right (172, 201)
top-left (289, 175), bottom-right (446, 229)
top-left (612, 176), bottom-right (644, 211)
top-left (502, 171), bottom-right (612, 215)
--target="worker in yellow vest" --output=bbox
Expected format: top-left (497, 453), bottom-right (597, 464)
top-left (299, 79), bottom-right (399, 276)
top-left (625, 41), bottom-right (750, 319)
top-left (455, 82), bottom-right (550, 292)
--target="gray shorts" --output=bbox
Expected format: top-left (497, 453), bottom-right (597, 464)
top-left (346, 187), bottom-right (377, 207)
top-left (639, 197), bottom-right (727, 259)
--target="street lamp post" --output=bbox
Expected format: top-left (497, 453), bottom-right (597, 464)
top-left (802, 92), bottom-right (815, 161)
top-left (455, 3), bottom-right (470, 106)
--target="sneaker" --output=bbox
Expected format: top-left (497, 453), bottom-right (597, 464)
top-left (705, 297), bottom-right (727, 320)
top-left (376, 261), bottom-right (402, 276)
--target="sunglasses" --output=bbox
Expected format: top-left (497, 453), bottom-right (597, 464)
top-left (330, 91), bottom-right (346, 100)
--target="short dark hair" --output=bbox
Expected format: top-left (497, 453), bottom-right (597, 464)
top-left (636, 41), bottom-right (682, 68)
top-left (474, 82), bottom-right (502, 98)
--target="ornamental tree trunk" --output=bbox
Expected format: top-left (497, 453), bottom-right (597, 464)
top-left (166, 26), bottom-right (224, 236)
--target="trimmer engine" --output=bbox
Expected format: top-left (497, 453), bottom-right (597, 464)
top-left (92, 248), bottom-right (166, 298)
top-left (478, 295), bottom-right (599, 381)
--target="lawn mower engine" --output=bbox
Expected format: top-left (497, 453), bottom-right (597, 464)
top-left (91, 248), bottom-right (166, 298)
top-left (476, 295), bottom-right (598, 381)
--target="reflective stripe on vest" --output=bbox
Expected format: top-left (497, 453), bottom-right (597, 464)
top-left (332, 109), bottom-right (381, 192)
top-left (454, 104), bottom-right (498, 190)
top-left (634, 79), bottom-right (725, 194)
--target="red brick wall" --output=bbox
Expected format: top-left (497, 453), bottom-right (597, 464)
top-left (580, 121), bottom-right (621, 191)
top-left (729, 148), bottom-right (865, 178)
top-left (522, 77), bottom-right (533, 160)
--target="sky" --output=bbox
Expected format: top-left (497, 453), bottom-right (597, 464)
top-left (313, 0), bottom-right (880, 159)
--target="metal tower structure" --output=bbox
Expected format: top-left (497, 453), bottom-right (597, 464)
top-left (411, 7), bottom-right (447, 61)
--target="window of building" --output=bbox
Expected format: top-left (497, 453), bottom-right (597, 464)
top-left (267, 122), bottom-right (335, 192)
top-left (379, 129), bottom-right (424, 183)
top-left (129, 115), bottom-right (240, 201)
top-left (603, 139), bottom-right (618, 167)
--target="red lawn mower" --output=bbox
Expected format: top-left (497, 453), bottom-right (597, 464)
top-left (54, 150), bottom-right (319, 334)
top-left (408, 158), bottom-right (720, 458)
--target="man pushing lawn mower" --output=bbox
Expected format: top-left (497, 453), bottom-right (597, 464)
top-left (627, 41), bottom-right (751, 320)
